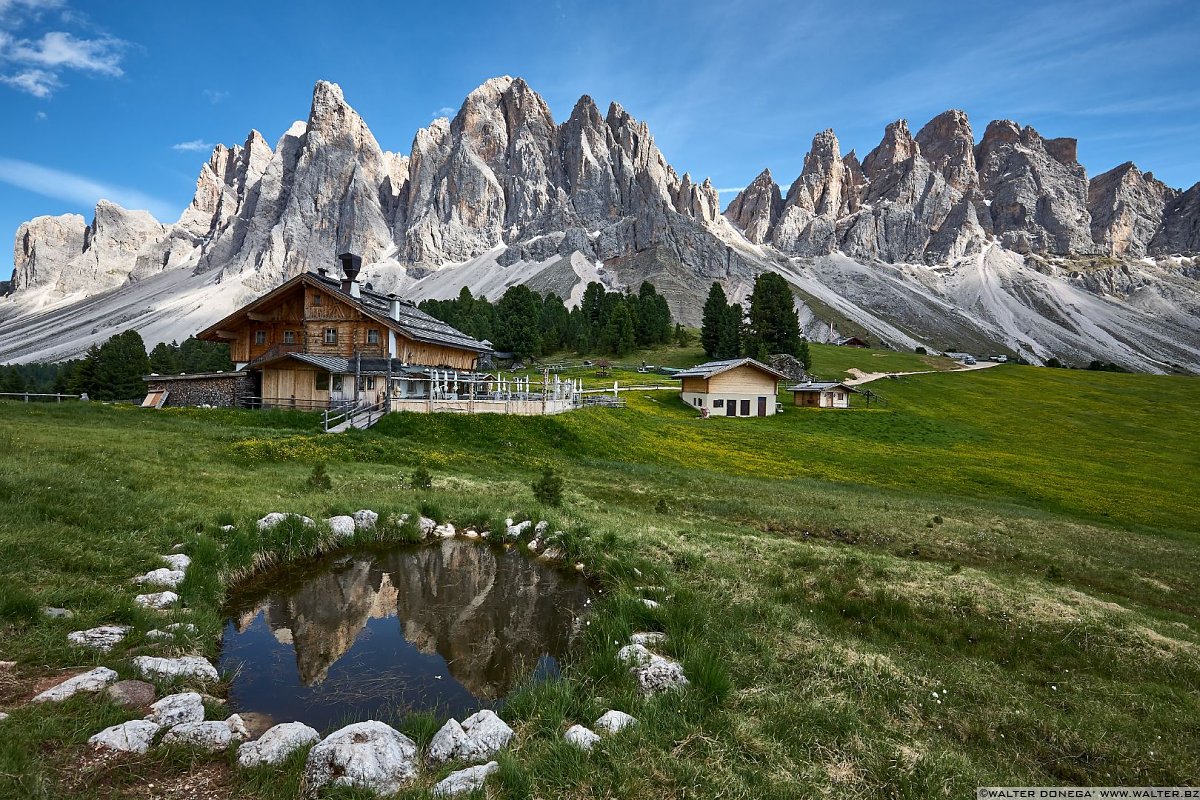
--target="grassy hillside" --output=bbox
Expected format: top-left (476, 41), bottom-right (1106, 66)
top-left (0, 363), bottom-right (1197, 798)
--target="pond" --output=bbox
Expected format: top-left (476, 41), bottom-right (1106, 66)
top-left (219, 538), bottom-right (591, 731)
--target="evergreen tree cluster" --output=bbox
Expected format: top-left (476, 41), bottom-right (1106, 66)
top-left (2, 334), bottom-right (232, 401)
top-left (418, 281), bottom-right (673, 360)
top-left (700, 273), bottom-right (810, 366)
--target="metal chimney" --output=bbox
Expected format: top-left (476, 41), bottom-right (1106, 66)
top-left (337, 252), bottom-right (362, 296)
top-left (386, 293), bottom-right (401, 320)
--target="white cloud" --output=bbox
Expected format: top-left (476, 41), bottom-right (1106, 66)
top-left (202, 88), bottom-right (228, 104)
top-left (0, 6), bottom-right (127, 98)
top-left (34, 108), bottom-right (44, 119)
top-left (6, 30), bottom-right (122, 74)
top-left (0, 157), bottom-right (178, 220)
top-left (0, 66), bottom-right (56, 96)
top-left (432, 106), bottom-right (455, 119)
top-left (716, 186), bottom-right (745, 194)
top-left (171, 139), bottom-right (213, 152)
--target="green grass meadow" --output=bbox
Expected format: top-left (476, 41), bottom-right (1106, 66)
top-left (0, 345), bottom-right (1198, 798)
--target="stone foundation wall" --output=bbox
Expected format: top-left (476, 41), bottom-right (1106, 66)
top-left (145, 373), bottom-right (253, 408)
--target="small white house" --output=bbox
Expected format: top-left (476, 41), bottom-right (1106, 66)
top-left (676, 358), bottom-right (786, 417)
top-left (788, 380), bottom-right (857, 408)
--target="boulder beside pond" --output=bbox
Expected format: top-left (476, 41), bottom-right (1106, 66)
top-left (31, 667), bottom-right (118, 703)
top-left (304, 721), bottom-right (419, 796)
top-left (237, 721), bottom-right (321, 768)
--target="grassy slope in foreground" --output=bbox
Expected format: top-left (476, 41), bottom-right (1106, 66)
top-left (0, 364), bottom-right (1197, 799)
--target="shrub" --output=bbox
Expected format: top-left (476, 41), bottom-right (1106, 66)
top-left (409, 466), bottom-right (432, 490)
top-left (531, 468), bottom-right (563, 507)
top-left (655, 497), bottom-right (670, 515)
top-left (307, 463), bottom-right (332, 491)
top-left (915, 346), bottom-right (927, 355)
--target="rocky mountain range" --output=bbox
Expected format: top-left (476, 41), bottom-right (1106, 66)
top-left (2, 77), bottom-right (1198, 371)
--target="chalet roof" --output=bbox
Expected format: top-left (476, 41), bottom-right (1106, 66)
top-left (787, 381), bottom-right (859, 393)
top-left (674, 357), bottom-right (788, 381)
top-left (260, 352), bottom-right (487, 378)
top-left (309, 274), bottom-right (489, 353)
top-left (196, 271), bottom-right (490, 354)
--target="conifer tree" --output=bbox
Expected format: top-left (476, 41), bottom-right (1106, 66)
top-left (747, 272), bottom-right (801, 357)
top-left (604, 301), bottom-right (637, 356)
top-left (495, 285), bottom-right (542, 359)
top-left (700, 282), bottom-right (729, 358)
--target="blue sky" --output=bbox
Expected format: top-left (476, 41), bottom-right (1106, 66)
top-left (2, 0), bottom-right (1198, 275)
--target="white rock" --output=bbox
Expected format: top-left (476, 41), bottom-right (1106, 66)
top-left (237, 721), bottom-right (321, 768)
top-left (327, 515), bottom-right (356, 538)
top-left (161, 554), bottom-right (192, 572)
top-left (132, 656), bottom-right (219, 682)
top-left (135, 591), bottom-right (180, 609)
top-left (220, 524), bottom-right (235, 532)
top-left (594, 710), bottom-right (637, 734)
top-left (527, 538), bottom-right (541, 553)
top-left (640, 598), bottom-right (661, 610)
top-left (167, 623), bottom-right (199, 635)
top-left (417, 516), bottom-right (437, 537)
top-left (564, 724), bottom-right (601, 751)
top-left (41, 607), bottom-right (74, 619)
top-left (89, 719), bottom-right (161, 754)
top-left (226, 713), bottom-right (250, 741)
top-left (534, 520), bottom-right (549, 535)
top-left (630, 632), bottom-right (667, 647)
top-left (162, 720), bottom-right (232, 751)
top-left (505, 520), bottom-right (532, 538)
top-left (427, 710), bottom-right (514, 764)
top-left (67, 625), bottom-right (131, 652)
top-left (461, 528), bottom-right (480, 539)
top-left (257, 512), bottom-right (314, 531)
top-left (304, 721), bottom-right (418, 795)
top-left (433, 523), bottom-right (456, 539)
top-left (0, 712), bottom-right (8, 722)
top-left (617, 645), bottom-right (689, 696)
top-left (538, 546), bottom-right (565, 561)
top-left (134, 568), bottom-right (186, 588)
top-left (146, 629), bottom-right (172, 641)
top-left (433, 761), bottom-right (500, 797)
top-left (31, 667), bottom-right (119, 702)
top-left (353, 509), bottom-right (379, 530)
top-left (147, 692), bottom-right (205, 727)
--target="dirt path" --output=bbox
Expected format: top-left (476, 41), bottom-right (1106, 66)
top-left (845, 361), bottom-right (1001, 386)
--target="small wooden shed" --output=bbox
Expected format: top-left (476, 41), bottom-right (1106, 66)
top-left (788, 380), bottom-right (858, 408)
top-left (676, 358), bottom-right (786, 417)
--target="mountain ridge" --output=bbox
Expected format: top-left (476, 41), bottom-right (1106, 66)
top-left (2, 77), bottom-right (1198, 372)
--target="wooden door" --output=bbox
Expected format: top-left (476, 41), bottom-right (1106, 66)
top-left (725, 401), bottom-right (736, 417)
top-left (740, 399), bottom-right (750, 416)
top-left (757, 396), bottom-right (767, 416)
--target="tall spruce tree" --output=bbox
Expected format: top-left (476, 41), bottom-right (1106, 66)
top-left (604, 300), bottom-right (637, 356)
top-left (747, 272), bottom-right (801, 357)
top-left (716, 303), bottom-right (742, 359)
top-left (495, 285), bottom-right (542, 359)
top-left (700, 282), bottom-right (729, 358)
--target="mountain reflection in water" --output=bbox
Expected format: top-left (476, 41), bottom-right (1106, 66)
top-left (219, 539), bottom-right (590, 731)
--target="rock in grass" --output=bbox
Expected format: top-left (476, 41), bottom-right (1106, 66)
top-left (417, 516), bottom-right (437, 537)
top-left (427, 710), bottom-right (514, 764)
top-left (594, 710), bottom-right (637, 734)
top-left (226, 713), bottom-right (250, 741)
top-left (257, 512), bottom-right (314, 531)
top-left (134, 568), bottom-right (186, 588)
top-left (161, 554), bottom-right (192, 572)
top-left (505, 520), bottom-right (532, 538)
top-left (104, 680), bottom-right (156, 709)
top-left (134, 591), bottom-right (179, 609)
top-left (166, 623), bottom-right (198, 635)
top-left (433, 761), bottom-right (499, 796)
top-left (41, 607), bottom-right (74, 619)
top-left (31, 667), bottom-right (119, 702)
top-left (0, 712), bottom-right (9, 722)
top-left (0, 660), bottom-right (15, 671)
top-left (161, 720), bottom-right (233, 751)
top-left (132, 655), bottom-right (218, 682)
top-left (433, 523), bottom-right (456, 539)
top-left (640, 598), bottom-right (661, 610)
top-left (630, 632), bottom-right (667, 647)
top-left (67, 625), bottom-right (131, 652)
top-left (353, 509), bottom-right (379, 530)
top-left (304, 721), bottom-right (418, 795)
top-left (237, 721), bottom-right (321, 768)
top-left (327, 515), bottom-right (356, 538)
top-left (616, 644), bottom-right (689, 695)
top-left (89, 719), bottom-right (161, 754)
top-left (147, 692), bottom-right (205, 727)
top-left (564, 724), bottom-right (601, 751)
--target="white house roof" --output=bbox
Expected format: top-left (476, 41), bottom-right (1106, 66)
top-left (674, 357), bottom-right (788, 380)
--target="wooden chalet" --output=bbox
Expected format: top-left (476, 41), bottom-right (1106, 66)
top-left (195, 253), bottom-right (491, 410)
top-left (675, 358), bottom-right (787, 417)
top-left (787, 380), bottom-right (858, 408)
